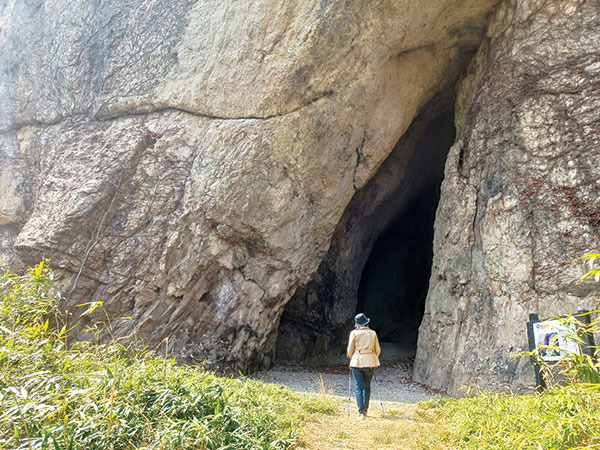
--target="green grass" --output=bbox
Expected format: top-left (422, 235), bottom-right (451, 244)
top-left (301, 389), bottom-right (600, 450)
top-left (4, 262), bottom-right (600, 449)
top-left (0, 262), bottom-right (335, 449)
top-left (418, 387), bottom-right (600, 449)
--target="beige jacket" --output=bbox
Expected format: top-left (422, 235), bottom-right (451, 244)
top-left (347, 326), bottom-right (381, 368)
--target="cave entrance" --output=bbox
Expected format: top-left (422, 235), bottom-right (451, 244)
top-left (276, 101), bottom-right (456, 365)
top-left (355, 186), bottom-right (439, 357)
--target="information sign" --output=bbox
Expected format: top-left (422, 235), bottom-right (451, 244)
top-left (526, 310), bottom-right (594, 390)
top-left (531, 318), bottom-right (580, 362)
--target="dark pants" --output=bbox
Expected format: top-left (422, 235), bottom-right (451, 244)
top-left (352, 367), bottom-right (374, 414)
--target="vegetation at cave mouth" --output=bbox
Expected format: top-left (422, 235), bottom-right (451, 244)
top-left (0, 262), bottom-right (335, 449)
top-left (2, 262), bottom-right (600, 449)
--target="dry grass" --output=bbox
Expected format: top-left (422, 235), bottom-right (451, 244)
top-left (298, 397), bottom-right (453, 449)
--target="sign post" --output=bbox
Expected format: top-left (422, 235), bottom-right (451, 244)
top-left (576, 309), bottom-right (596, 359)
top-left (526, 310), bottom-right (595, 391)
top-left (526, 313), bottom-right (545, 391)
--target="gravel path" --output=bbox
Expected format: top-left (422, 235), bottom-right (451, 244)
top-left (252, 343), bottom-right (445, 404)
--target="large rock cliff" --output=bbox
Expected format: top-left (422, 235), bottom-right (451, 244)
top-left (0, 0), bottom-right (498, 373)
top-left (1, 0), bottom-right (597, 392)
top-left (414, 0), bottom-right (600, 392)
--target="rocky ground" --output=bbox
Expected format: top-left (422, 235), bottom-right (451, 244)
top-left (253, 343), bottom-right (444, 404)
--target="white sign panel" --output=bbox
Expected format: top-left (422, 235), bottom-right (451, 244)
top-left (532, 318), bottom-right (581, 362)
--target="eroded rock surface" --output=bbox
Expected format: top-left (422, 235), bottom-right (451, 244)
top-left (277, 99), bottom-right (455, 362)
top-left (415, 0), bottom-right (600, 393)
top-left (0, 0), bottom-right (498, 371)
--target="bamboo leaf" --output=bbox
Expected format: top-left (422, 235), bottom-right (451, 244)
top-left (75, 301), bottom-right (103, 316)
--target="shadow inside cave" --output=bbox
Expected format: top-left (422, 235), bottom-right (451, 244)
top-left (356, 185), bottom-right (440, 357)
top-left (275, 101), bottom-right (456, 368)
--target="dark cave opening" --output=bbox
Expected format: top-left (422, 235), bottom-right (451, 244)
top-left (355, 186), bottom-right (439, 353)
top-left (354, 111), bottom-right (456, 357)
top-left (275, 105), bottom-right (456, 364)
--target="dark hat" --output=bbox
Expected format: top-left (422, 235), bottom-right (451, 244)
top-left (354, 313), bottom-right (370, 327)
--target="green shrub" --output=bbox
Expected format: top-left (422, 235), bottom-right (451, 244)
top-left (0, 262), bottom-right (326, 449)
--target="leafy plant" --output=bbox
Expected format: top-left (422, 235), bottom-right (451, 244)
top-left (573, 253), bottom-right (600, 284)
top-left (0, 262), bottom-right (332, 449)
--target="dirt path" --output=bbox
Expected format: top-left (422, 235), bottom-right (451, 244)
top-left (253, 342), bottom-right (443, 404)
top-left (299, 398), bottom-right (451, 450)
top-left (252, 343), bottom-right (450, 448)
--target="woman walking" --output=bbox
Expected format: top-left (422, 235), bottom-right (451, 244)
top-left (347, 313), bottom-right (381, 419)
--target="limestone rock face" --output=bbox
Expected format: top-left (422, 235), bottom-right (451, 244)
top-left (414, 0), bottom-right (600, 393)
top-left (0, 0), bottom-right (498, 371)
